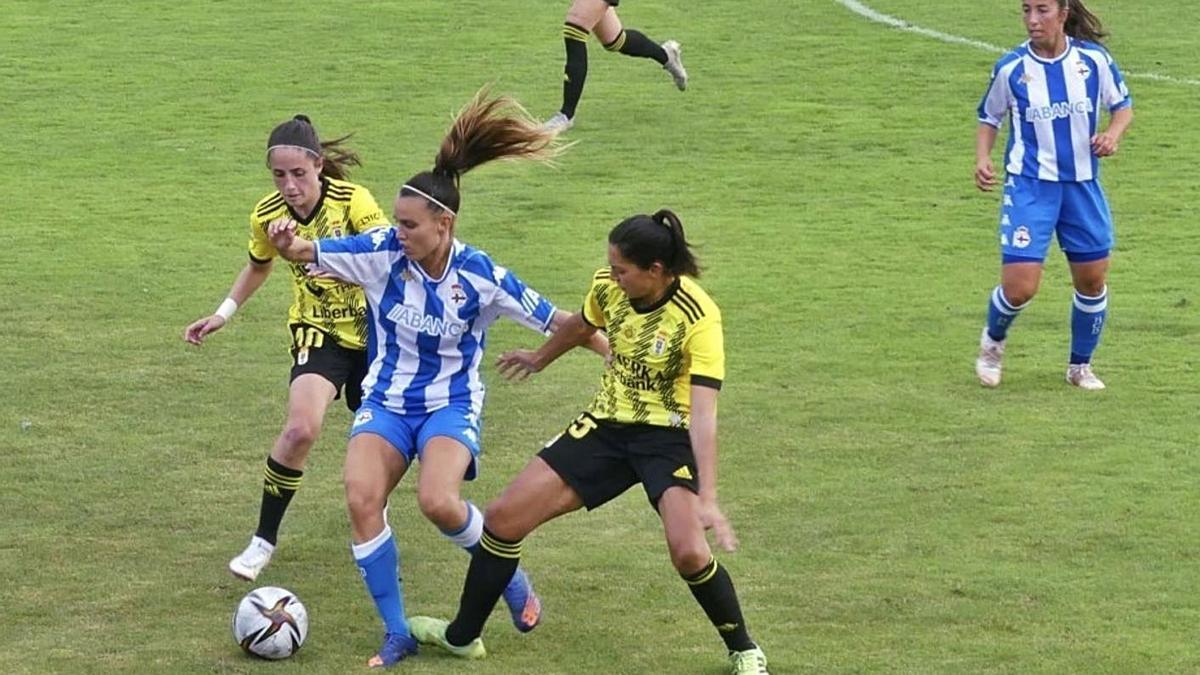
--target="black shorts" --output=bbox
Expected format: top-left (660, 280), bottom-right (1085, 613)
top-left (605, 0), bottom-right (619, 6)
top-left (288, 324), bottom-right (369, 413)
top-left (538, 412), bottom-right (698, 510)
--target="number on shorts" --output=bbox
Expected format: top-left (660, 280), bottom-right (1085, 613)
top-left (293, 325), bottom-right (326, 349)
top-left (567, 413), bottom-right (598, 439)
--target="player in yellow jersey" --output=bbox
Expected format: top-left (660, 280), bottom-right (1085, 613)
top-left (409, 210), bottom-right (769, 675)
top-left (183, 115), bottom-right (388, 581)
top-left (543, 0), bottom-right (688, 133)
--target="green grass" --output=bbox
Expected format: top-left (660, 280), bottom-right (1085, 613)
top-left (2, 1), bottom-right (1198, 673)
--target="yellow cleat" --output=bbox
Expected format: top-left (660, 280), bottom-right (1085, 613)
top-left (408, 616), bottom-right (487, 660)
top-left (729, 645), bottom-right (769, 674)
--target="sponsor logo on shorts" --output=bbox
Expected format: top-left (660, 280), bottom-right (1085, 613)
top-left (672, 465), bottom-right (694, 480)
top-left (296, 347), bottom-right (309, 365)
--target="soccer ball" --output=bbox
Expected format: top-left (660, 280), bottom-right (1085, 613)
top-left (232, 586), bottom-right (308, 659)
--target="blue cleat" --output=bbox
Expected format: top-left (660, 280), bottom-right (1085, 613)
top-left (501, 567), bottom-right (542, 633)
top-left (366, 632), bottom-right (418, 668)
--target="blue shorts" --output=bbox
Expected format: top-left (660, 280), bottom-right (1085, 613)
top-left (999, 174), bottom-right (1113, 264)
top-left (349, 402), bottom-right (483, 480)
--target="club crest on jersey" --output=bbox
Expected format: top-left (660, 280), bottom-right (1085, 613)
top-left (400, 269), bottom-right (416, 282)
top-left (1075, 60), bottom-right (1091, 79)
top-left (1018, 71), bottom-right (1034, 85)
top-left (1013, 226), bottom-right (1032, 249)
top-left (653, 330), bottom-right (670, 356)
top-left (353, 409), bottom-right (373, 427)
top-left (450, 284), bottom-right (467, 306)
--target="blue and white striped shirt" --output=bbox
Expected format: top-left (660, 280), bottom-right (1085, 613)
top-left (978, 38), bottom-right (1131, 182)
top-left (314, 228), bottom-right (556, 417)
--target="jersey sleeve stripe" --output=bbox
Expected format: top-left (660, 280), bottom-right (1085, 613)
top-left (249, 252), bottom-right (272, 264)
top-left (670, 297), bottom-right (700, 324)
top-left (255, 194), bottom-right (285, 217)
top-left (675, 289), bottom-right (706, 318)
top-left (690, 374), bottom-right (723, 390)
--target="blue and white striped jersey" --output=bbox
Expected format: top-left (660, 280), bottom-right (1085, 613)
top-left (314, 228), bottom-right (556, 416)
top-left (978, 38), bottom-right (1131, 182)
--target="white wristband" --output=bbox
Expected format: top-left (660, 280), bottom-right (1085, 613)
top-left (215, 298), bottom-right (238, 321)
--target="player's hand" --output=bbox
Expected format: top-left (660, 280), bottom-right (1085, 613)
top-left (267, 217), bottom-right (299, 250)
top-left (306, 265), bottom-right (345, 282)
top-left (975, 158), bottom-right (997, 191)
top-left (697, 499), bottom-right (738, 552)
top-left (496, 349), bottom-right (542, 381)
top-left (1091, 131), bottom-right (1119, 157)
top-left (183, 314), bottom-right (226, 345)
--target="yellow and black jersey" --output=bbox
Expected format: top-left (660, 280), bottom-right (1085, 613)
top-left (249, 178), bottom-right (388, 351)
top-left (582, 268), bottom-right (724, 428)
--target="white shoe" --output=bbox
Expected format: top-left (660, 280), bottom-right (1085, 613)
top-left (229, 535), bottom-right (275, 581)
top-left (1066, 363), bottom-right (1106, 390)
top-left (729, 645), bottom-right (769, 674)
top-left (661, 40), bottom-right (688, 91)
top-left (541, 112), bottom-right (574, 134)
top-left (975, 327), bottom-right (1005, 388)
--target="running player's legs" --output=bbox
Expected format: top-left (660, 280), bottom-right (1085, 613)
top-left (413, 415), bottom-right (623, 655)
top-left (1058, 180), bottom-right (1113, 386)
top-left (566, 0), bottom-right (614, 32)
top-left (629, 427), bottom-right (761, 662)
top-left (976, 175), bottom-right (1061, 386)
top-left (228, 346), bottom-right (341, 581)
top-left (344, 429), bottom-right (419, 665)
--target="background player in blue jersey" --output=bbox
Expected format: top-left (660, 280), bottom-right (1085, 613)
top-left (267, 91), bottom-right (606, 667)
top-left (543, 0), bottom-right (688, 133)
top-left (974, 0), bottom-right (1132, 390)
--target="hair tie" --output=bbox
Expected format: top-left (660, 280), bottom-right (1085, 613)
top-left (293, 114), bottom-right (312, 124)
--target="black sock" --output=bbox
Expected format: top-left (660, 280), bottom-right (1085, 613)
top-left (254, 457), bottom-right (303, 545)
top-left (604, 28), bottom-right (667, 64)
top-left (684, 557), bottom-right (756, 652)
top-left (561, 22), bottom-right (589, 118)
top-left (446, 528), bottom-right (523, 646)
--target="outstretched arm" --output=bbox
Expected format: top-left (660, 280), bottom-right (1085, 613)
top-left (496, 311), bottom-right (598, 381)
top-left (548, 308), bottom-right (609, 358)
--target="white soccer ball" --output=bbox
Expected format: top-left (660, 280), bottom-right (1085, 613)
top-left (232, 586), bottom-right (308, 660)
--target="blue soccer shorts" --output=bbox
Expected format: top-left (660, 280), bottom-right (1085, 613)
top-left (349, 401), bottom-right (483, 480)
top-left (998, 174), bottom-right (1113, 264)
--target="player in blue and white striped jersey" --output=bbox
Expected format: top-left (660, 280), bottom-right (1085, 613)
top-left (973, 0), bottom-right (1132, 390)
top-left (269, 91), bottom-right (606, 668)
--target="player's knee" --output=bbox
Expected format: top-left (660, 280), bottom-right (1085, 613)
top-left (280, 421), bottom-right (320, 452)
top-left (1001, 284), bottom-right (1038, 307)
top-left (343, 478), bottom-right (384, 525)
top-left (483, 499), bottom-right (523, 540)
top-left (416, 487), bottom-right (460, 528)
top-left (667, 539), bottom-right (710, 576)
top-left (1074, 278), bottom-right (1106, 297)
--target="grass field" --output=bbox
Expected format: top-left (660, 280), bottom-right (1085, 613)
top-left (2, 1), bottom-right (1199, 673)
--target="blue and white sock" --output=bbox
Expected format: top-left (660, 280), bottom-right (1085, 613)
top-left (986, 285), bottom-right (1028, 342)
top-left (352, 525), bottom-right (409, 636)
top-left (1070, 286), bottom-right (1108, 364)
top-left (442, 501), bottom-right (484, 553)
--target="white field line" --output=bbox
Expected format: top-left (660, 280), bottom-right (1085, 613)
top-left (835, 0), bottom-right (1200, 87)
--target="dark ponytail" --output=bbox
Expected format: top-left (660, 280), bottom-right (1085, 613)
top-left (608, 209), bottom-right (701, 278)
top-left (400, 88), bottom-right (562, 216)
top-left (1062, 0), bottom-right (1107, 43)
top-left (266, 114), bottom-right (362, 180)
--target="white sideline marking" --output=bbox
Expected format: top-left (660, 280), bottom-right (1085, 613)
top-left (835, 0), bottom-right (1200, 88)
